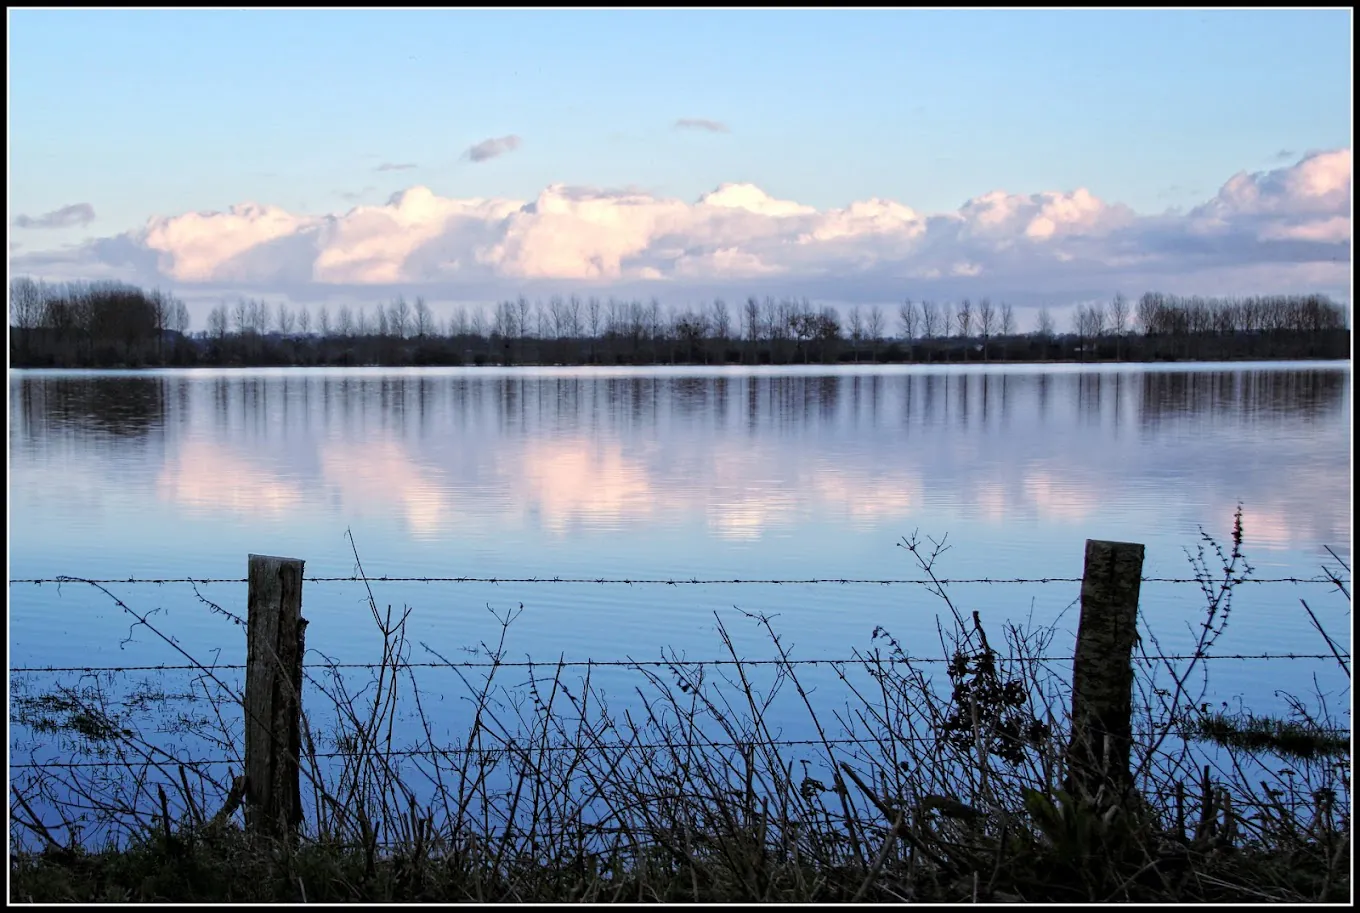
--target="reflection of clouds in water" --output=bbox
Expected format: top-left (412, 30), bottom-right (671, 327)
top-left (970, 481), bottom-right (1011, 522)
top-left (518, 439), bottom-right (655, 534)
top-left (1238, 503), bottom-right (1328, 553)
top-left (319, 440), bottom-right (454, 540)
top-left (810, 468), bottom-right (922, 529)
top-left (709, 496), bottom-right (795, 541)
top-left (158, 440), bottom-right (302, 516)
top-left (65, 368), bottom-right (1343, 553)
top-left (150, 429), bottom-right (1345, 552)
top-left (1022, 471), bottom-right (1101, 524)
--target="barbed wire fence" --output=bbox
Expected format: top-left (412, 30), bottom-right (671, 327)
top-left (8, 558), bottom-right (1353, 865)
top-left (9, 573), bottom-right (1347, 585)
top-left (10, 568), bottom-right (1351, 681)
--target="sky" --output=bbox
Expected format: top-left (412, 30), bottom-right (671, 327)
top-left (7, 8), bottom-right (1354, 329)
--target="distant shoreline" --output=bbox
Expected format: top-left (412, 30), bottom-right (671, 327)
top-left (10, 355), bottom-right (1352, 375)
top-left (9, 279), bottom-right (1350, 369)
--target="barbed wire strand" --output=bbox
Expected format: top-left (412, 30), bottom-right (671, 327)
top-left (9, 652), bottom-right (1349, 675)
top-left (10, 724), bottom-right (1350, 771)
top-left (8, 574), bottom-right (1349, 586)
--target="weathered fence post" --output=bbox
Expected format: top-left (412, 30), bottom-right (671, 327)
top-left (245, 554), bottom-right (307, 838)
top-left (1066, 539), bottom-right (1144, 806)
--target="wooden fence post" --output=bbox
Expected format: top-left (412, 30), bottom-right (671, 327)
top-left (1066, 539), bottom-right (1144, 807)
top-left (245, 554), bottom-right (307, 838)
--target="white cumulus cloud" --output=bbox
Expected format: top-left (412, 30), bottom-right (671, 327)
top-left (11, 149), bottom-right (1350, 309)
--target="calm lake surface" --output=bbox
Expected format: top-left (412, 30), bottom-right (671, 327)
top-left (8, 363), bottom-right (1353, 767)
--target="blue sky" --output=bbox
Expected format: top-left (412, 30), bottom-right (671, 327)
top-left (7, 8), bottom-right (1353, 319)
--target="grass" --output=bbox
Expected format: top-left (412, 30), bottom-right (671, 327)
top-left (9, 515), bottom-right (1352, 902)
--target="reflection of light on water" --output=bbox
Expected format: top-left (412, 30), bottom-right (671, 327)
top-left (18, 366), bottom-right (1348, 559)
top-left (518, 439), bottom-right (656, 534)
top-left (970, 481), bottom-right (1009, 522)
top-left (810, 469), bottom-right (921, 528)
top-left (1238, 504), bottom-right (1318, 552)
top-left (157, 440), bottom-right (302, 516)
top-left (1024, 470), bottom-right (1100, 523)
top-left (710, 494), bottom-right (797, 541)
top-left (319, 439), bottom-right (454, 540)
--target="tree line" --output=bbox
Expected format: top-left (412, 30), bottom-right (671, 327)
top-left (9, 277), bottom-right (1348, 368)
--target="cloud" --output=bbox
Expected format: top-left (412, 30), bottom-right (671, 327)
top-left (674, 118), bottom-right (730, 133)
top-left (1273, 149), bottom-right (1296, 161)
top-left (375, 162), bottom-right (418, 172)
top-left (11, 149), bottom-right (1350, 308)
top-left (465, 135), bottom-right (522, 163)
top-left (13, 203), bottom-right (97, 230)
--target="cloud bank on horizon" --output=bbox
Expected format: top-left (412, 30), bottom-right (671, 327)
top-left (10, 148), bottom-right (1351, 309)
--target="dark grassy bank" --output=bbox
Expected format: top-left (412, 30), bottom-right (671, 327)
top-left (9, 278), bottom-right (1350, 369)
top-left (10, 523), bottom-right (1352, 903)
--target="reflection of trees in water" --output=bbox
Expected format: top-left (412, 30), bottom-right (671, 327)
top-left (18, 368), bottom-right (1345, 452)
top-left (1139, 370), bottom-right (1347, 426)
top-left (15, 376), bottom-right (168, 444)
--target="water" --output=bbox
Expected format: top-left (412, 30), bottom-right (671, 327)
top-left (8, 363), bottom-right (1352, 832)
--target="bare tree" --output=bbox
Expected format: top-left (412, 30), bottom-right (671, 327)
top-left (866, 304), bottom-right (884, 341)
top-left (977, 297), bottom-right (996, 337)
top-left (318, 306), bottom-right (332, 337)
top-left (787, 306), bottom-right (817, 362)
top-left (207, 303), bottom-right (229, 340)
top-left (9, 277), bottom-right (43, 330)
top-left (956, 299), bottom-right (973, 338)
top-left (337, 305), bottom-right (354, 337)
top-left (389, 296), bottom-right (410, 339)
top-left (898, 298), bottom-right (919, 339)
top-left (710, 298), bottom-right (731, 340)
top-left (449, 306), bottom-right (469, 337)
top-left (587, 297), bottom-right (601, 338)
top-left (516, 295), bottom-right (531, 341)
top-left (744, 296), bottom-right (761, 362)
top-left (847, 305), bottom-right (864, 362)
top-left (940, 303), bottom-right (955, 339)
top-left (977, 297), bottom-right (996, 360)
top-left (149, 290), bottom-right (170, 357)
top-left (1087, 301), bottom-right (1107, 337)
top-left (866, 304), bottom-right (885, 358)
top-left (297, 306), bottom-right (311, 336)
top-left (761, 297), bottom-right (779, 344)
top-left (919, 300), bottom-right (939, 338)
top-left (548, 295), bottom-right (566, 339)
top-left (535, 299), bottom-right (551, 338)
top-left (413, 296), bottom-right (434, 338)
top-left (276, 302), bottom-right (295, 335)
top-left (10, 277), bottom-right (44, 359)
top-left (495, 301), bottom-right (518, 338)
top-left (1072, 303), bottom-right (1108, 361)
top-left (1110, 293), bottom-right (1129, 336)
top-left (1035, 306), bottom-right (1055, 339)
top-left (1109, 292), bottom-right (1129, 360)
top-left (232, 299), bottom-right (249, 335)
top-left (250, 299), bottom-right (269, 335)
top-left (1000, 302), bottom-right (1015, 336)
